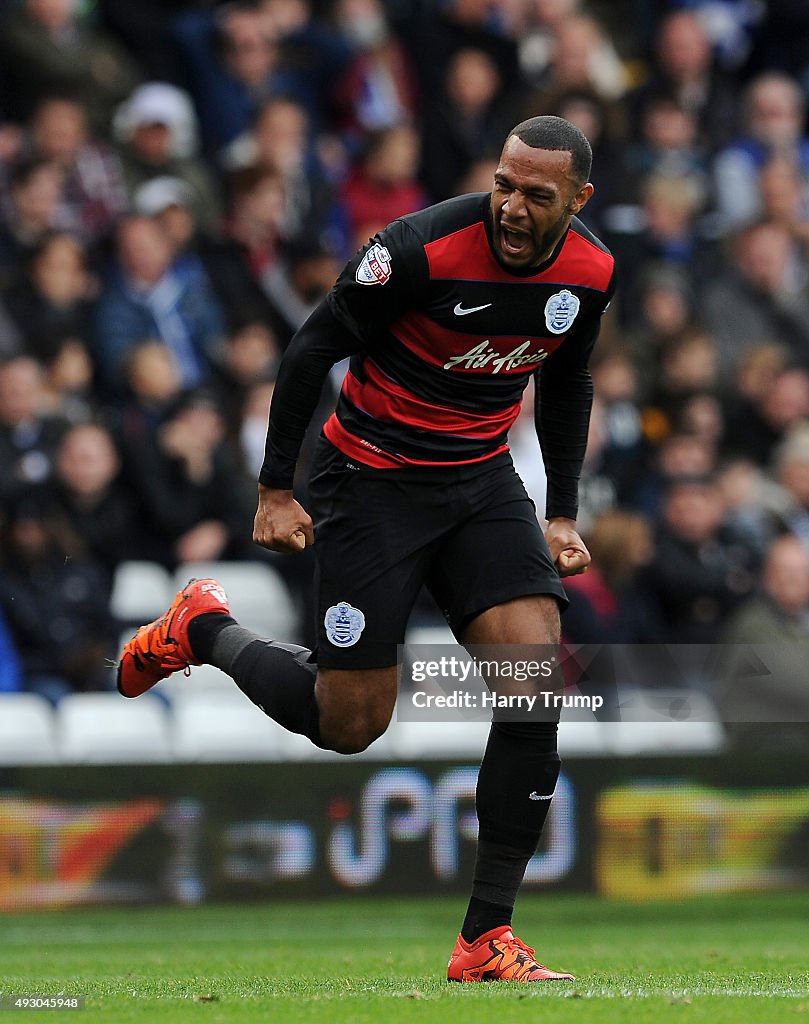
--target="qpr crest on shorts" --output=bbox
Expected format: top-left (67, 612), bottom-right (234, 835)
top-left (324, 602), bottom-right (366, 646)
top-left (544, 288), bottom-right (580, 334)
top-left (355, 243), bottom-right (392, 286)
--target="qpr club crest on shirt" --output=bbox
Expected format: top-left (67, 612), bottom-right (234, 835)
top-left (325, 602), bottom-right (366, 646)
top-left (355, 243), bottom-right (392, 285)
top-left (544, 288), bottom-right (580, 335)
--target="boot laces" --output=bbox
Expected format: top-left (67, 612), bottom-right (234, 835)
top-left (510, 935), bottom-right (543, 968)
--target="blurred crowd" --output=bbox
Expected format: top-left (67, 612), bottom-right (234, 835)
top-left (2, 0), bottom-right (809, 706)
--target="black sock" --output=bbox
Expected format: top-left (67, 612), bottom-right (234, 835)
top-left (187, 614), bottom-right (324, 747)
top-left (461, 894), bottom-right (513, 943)
top-left (187, 613), bottom-right (238, 663)
top-left (461, 720), bottom-right (560, 943)
top-left (230, 639), bottom-right (323, 746)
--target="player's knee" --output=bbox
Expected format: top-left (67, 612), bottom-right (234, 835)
top-left (319, 703), bottom-right (390, 754)
top-left (324, 718), bottom-right (386, 754)
top-left (315, 667), bottom-right (396, 754)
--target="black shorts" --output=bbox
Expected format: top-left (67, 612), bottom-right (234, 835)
top-left (307, 437), bottom-right (568, 669)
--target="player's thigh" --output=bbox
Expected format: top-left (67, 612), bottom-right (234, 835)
top-left (427, 468), bottom-right (567, 640)
top-left (315, 665), bottom-right (399, 742)
top-left (460, 594), bottom-right (561, 645)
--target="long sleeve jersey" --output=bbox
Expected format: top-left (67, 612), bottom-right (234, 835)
top-left (260, 192), bottom-right (615, 521)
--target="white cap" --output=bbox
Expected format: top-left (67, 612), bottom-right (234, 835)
top-left (114, 83), bottom-right (198, 159)
top-left (134, 176), bottom-right (195, 216)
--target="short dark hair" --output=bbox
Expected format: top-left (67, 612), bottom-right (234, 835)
top-left (508, 116), bottom-right (592, 184)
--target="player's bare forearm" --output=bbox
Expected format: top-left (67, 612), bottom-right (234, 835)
top-left (545, 516), bottom-right (590, 577)
top-left (253, 484), bottom-right (314, 553)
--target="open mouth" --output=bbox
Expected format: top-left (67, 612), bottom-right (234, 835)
top-left (499, 224), bottom-right (532, 258)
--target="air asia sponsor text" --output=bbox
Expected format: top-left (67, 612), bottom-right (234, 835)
top-left (443, 340), bottom-right (548, 373)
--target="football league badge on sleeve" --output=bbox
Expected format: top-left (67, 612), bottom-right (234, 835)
top-left (325, 602), bottom-right (366, 646)
top-left (544, 289), bottom-right (580, 334)
top-left (356, 243), bottom-right (392, 285)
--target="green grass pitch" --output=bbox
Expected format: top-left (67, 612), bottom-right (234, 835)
top-left (1, 893), bottom-right (808, 1022)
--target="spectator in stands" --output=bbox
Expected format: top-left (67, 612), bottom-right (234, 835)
top-left (121, 388), bottom-right (254, 567)
top-left (618, 92), bottom-right (708, 203)
top-left (717, 457), bottom-right (786, 559)
top-left (332, 0), bottom-right (418, 143)
top-left (27, 96), bottom-right (128, 243)
top-left (0, 0), bottom-right (140, 134)
top-left (262, 239), bottom-right (341, 345)
top-left (93, 215), bottom-right (226, 392)
top-left (774, 426), bottom-right (809, 553)
top-left (420, 48), bottom-right (512, 203)
top-left (212, 320), bottom-right (280, 440)
top-left (454, 157), bottom-right (500, 196)
top-left (564, 509), bottom-right (664, 643)
top-left (533, 14), bottom-right (628, 102)
top-left (0, 490), bottom-right (118, 702)
top-left (714, 72), bottom-right (809, 232)
top-left (132, 176), bottom-right (195, 246)
top-left (700, 220), bottom-right (809, 377)
top-left (722, 342), bottom-right (789, 442)
top-left (112, 339), bottom-right (185, 461)
top-left (40, 333), bottom-right (95, 424)
top-left (606, 172), bottom-right (714, 322)
top-left (132, 175), bottom-right (282, 336)
top-left (627, 265), bottom-right (695, 387)
top-left (174, 0), bottom-right (347, 154)
top-left (633, 431), bottom-right (718, 518)
top-left (653, 330), bottom-right (719, 420)
top-left (259, 0), bottom-right (350, 120)
top-left (406, 0), bottom-right (521, 111)
top-left (676, 391), bottom-right (725, 450)
top-left (113, 82), bottom-right (222, 233)
top-left (723, 534), bottom-right (809, 641)
top-left (571, 396), bottom-right (618, 534)
top-left (516, 0), bottom-right (583, 87)
top-left (0, 158), bottom-right (64, 292)
top-left (224, 96), bottom-right (344, 247)
top-left (342, 125), bottom-right (426, 243)
top-left (759, 155), bottom-right (809, 248)
top-left (4, 232), bottom-right (95, 363)
top-left (589, 348), bottom-right (649, 504)
top-left (650, 476), bottom-right (756, 642)
top-left (0, 356), bottom-right (66, 505)
top-left (725, 366), bottom-right (809, 466)
top-left (628, 9), bottom-right (737, 150)
top-left (719, 533), bottom-right (809, 748)
top-left (683, 0), bottom-right (764, 72)
top-left (47, 421), bottom-right (141, 583)
top-left (746, 340), bottom-right (793, 395)
top-left (239, 377), bottom-right (275, 480)
top-left (225, 164), bottom-right (288, 290)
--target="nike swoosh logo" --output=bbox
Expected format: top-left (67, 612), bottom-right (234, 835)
top-left (454, 302), bottom-right (492, 316)
top-left (529, 792), bottom-right (554, 801)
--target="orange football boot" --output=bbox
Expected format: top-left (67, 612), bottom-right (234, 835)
top-left (447, 926), bottom-right (575, 982)
top-left (117, 578), bottom-right (230, 698)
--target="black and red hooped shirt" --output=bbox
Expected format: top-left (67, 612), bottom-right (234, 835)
top-left (260, 192), bottom-right (616, 520)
